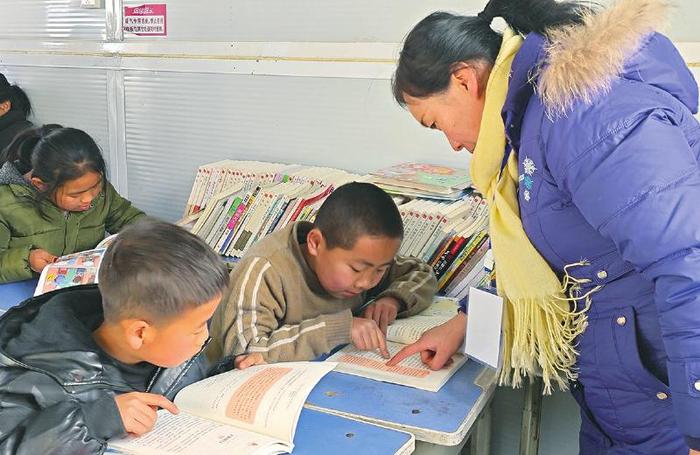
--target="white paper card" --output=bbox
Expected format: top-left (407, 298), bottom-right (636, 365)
top-left (464, 287), bottom-right (504, 369)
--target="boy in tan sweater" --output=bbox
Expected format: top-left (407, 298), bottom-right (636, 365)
top-left (207, 182), bottom-right (438, 367)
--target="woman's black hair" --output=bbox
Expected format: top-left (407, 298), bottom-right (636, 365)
top-left (1, 125), bottom-right (107, 213)
top-left (392, 0), bottom-right (592, 105)
top-left (0, 73), bottom-right (32, 117)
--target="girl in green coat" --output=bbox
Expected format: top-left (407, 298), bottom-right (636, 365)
top-left (0, 125), bottom-right (145, 283)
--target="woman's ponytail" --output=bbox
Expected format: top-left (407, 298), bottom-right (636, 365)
top-left (479, 0), bottom-right (590, 35)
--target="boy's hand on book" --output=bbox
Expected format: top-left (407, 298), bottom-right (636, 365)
top-left (362, 297), bottom-right (400, 334)
top-left (28, 248), bottom-right (58, 273)
top-left (115, 392), bottom-right (179, 436)
top-left (234, 353), bottom-right (267, 369)
top-left (387, 313), bottom-right (467, 370)
top-left (352, 317), bottom-right (390, 358)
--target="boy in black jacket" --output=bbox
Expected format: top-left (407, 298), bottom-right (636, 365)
top-left (0, 220), bottom-right (229, 454)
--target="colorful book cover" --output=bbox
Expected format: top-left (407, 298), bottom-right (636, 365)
top-left (371, 163), bottom-right (471, 191)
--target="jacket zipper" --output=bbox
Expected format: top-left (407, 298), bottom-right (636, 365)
top-left (63, 210), bottom-right (69, 254)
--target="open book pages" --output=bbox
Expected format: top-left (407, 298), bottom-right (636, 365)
top-left (326, 297), bottom-right (463, 392)
top-left (108, 411), bottom-right (289, 455)
top-left (110, 362), bottom-right (336, 455)
top-left (326, 342), bottom-right (466, 393)
top-left (385, 297), bottom-right (457, 345)
top-left (34, 247), bottom-right (105, 296)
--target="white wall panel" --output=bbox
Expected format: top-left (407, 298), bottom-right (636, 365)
top-left (123, 70), bottom-right (467, 221)
top-left (0, 0), bottom-right (106, 40)
top-left (122, 0), bottom-right (700, 43)
top-left (122, 0), bottom-right (474, 43)
top-left (0, 66), bottom-right (112, 171)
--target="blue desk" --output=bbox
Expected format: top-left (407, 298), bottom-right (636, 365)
top-left (0, 279), bottom-right (37, 313)
top-left (293, 408), bottom-right (413, 454)
top-left (306, 360), bottom-right (496, 449)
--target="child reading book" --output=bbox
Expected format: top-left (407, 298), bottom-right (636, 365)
top-left (0, 220), bottom-right (229, 453)
top-left (32, 234), bottom-right (118, 296)
top-left (0, 125), bottom-right (145, 283)
top-left (208, 182), bottom-right (438, 365)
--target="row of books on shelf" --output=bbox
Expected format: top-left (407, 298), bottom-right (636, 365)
top-left (185, 160), bottom-right (474, 217)
top-left (181, 161), bottom-right (361, 258)
top-left (397, 195), bottom-right (492, 299)
top-left (184, 160), bottom-right (360, 217)
top-left (180, 160), bottom-right (490, 298)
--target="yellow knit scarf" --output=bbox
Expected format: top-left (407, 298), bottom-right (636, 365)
top-left (469, 28), bottom-right (592, 393)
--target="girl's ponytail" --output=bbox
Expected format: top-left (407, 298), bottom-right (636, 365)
top-left (0, 126), bottom-right (53, 174)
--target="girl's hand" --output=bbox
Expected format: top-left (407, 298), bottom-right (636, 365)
top-left (28, 249), bottom-right (58, 273)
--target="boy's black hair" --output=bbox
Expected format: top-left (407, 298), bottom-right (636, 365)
top-left (98, 220), bottom-right (229, 323)
top-left (314, 182), bottom-right (403, 249)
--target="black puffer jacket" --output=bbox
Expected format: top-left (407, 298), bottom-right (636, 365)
top-left (0, 285), bottom-right (211, 454)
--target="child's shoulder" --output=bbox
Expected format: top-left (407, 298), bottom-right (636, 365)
top-left (0, 184), bottom-right (36, 217)
top-left (243, 224), bottom-right (296, 261)
top-left (233, 226), bottom-right (306, 284)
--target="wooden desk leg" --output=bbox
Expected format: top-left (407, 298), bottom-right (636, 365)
top-left (519, 377), bottom-right (543, 455)
top-left (466, 399), bottom-right (492, 455)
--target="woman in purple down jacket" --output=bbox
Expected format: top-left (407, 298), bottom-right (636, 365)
top-left (386, 0), bottom-right (700, 453)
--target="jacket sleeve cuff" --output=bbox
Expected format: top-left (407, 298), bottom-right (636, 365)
top-left (0, 245), bottom-right (35, 283)
top-left (81, 393), bottom-right (126, 440)
top-left (668, 359), bottom-right (700, 449)
top-left (321, 309), bottom-right (353, 350)
top-left (376, 288), bottom-right (414, 313)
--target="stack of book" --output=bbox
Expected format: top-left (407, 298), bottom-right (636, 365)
top-left (368, 162), bottom-right (472, 201)
top-left (397, 195), bottom-right (492, 299)
top-left (181, 161), bottom-right (362, 258)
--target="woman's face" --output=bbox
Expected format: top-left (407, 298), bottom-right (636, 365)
top-left (404, 66), bottom-right (487, 154)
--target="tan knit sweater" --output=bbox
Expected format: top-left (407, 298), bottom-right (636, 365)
top-left (207, 221), bottom-right (438, 363)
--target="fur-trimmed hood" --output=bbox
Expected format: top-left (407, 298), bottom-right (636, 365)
top-left (538, 0), bottom-right (697, 116)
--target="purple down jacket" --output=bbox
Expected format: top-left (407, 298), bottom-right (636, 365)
top-left (502, 2), bottom-right (700, 453)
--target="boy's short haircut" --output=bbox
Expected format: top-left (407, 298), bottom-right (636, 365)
top-left (98, 220), bottom-right (229, 323)
top-left (314, 182), bottom-right (404, 249)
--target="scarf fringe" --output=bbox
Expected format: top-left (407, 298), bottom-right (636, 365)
top-left (498, 261), bottom-right (601, 394)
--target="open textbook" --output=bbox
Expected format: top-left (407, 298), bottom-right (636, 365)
top-left (110, 362), bottom-right (335, 455)
top-left (326, 298), bottom-right (467, 392)
top-left (33, 234), bottom-right (117, 296)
